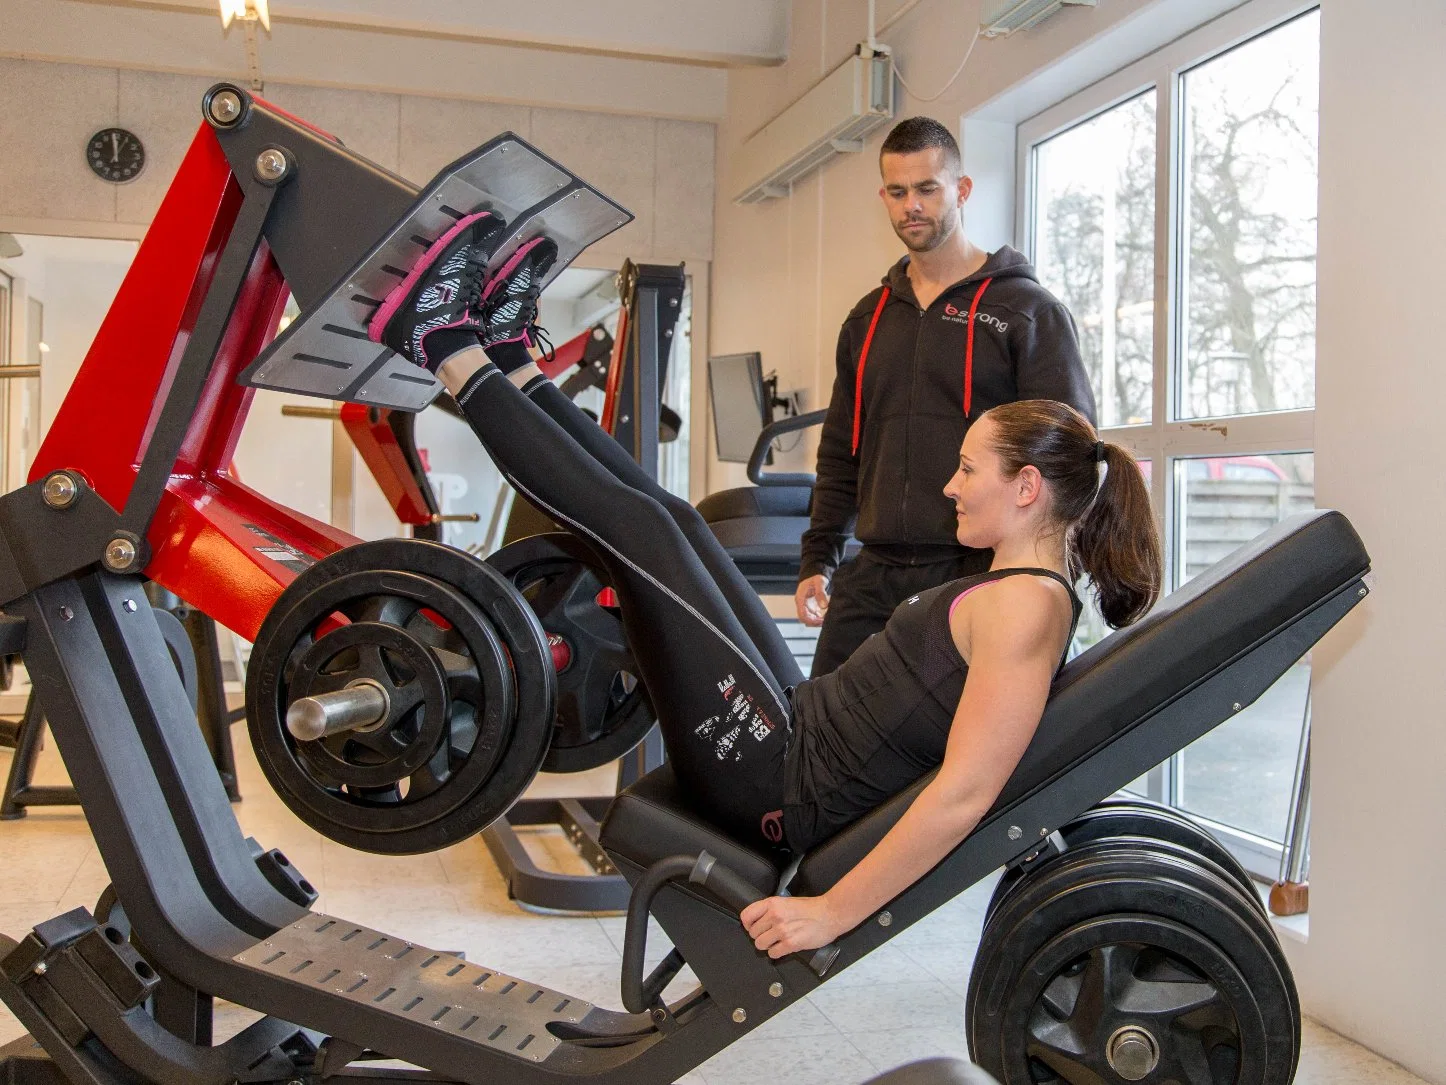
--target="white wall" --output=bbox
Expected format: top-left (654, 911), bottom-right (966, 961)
top-left (1290, 2), bottom-right (1446, 1081)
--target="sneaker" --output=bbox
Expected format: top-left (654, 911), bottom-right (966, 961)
top-left (477, 236), bottom-right (558, 352)
top-left (367, 209), bottom-right (506, 370)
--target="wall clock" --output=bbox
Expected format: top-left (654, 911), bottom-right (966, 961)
top-left (86, 128), bottom-right (146, 184)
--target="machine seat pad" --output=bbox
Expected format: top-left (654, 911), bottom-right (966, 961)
top-left (788, 509), bottom-right (1369, 896)
top-left (696, 485), bottom-right (812, 523)
top-left (599, 764), bottom-right (786, 898)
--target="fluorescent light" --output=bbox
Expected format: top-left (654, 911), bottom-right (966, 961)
top-left (219, 0), bottom-right (270, 32)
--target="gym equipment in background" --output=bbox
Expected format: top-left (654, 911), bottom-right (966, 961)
top-left (1, 591), bottom-right (240, 818)
top-left (697, 406), bottom-right (861, 595)
top-left (0, 84), bottom-right (1370, 1085)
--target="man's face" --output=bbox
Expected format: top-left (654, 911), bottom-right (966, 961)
top-left (879, 148), bottom-right (970, 253)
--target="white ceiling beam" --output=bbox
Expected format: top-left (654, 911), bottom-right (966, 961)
top-left (8, 0), bottom-right (729, 119)
top-left (70, 0), bottom-right (791, 66)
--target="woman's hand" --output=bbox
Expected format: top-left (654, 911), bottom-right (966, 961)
top-left (740, 894), bottom-right (844, 958)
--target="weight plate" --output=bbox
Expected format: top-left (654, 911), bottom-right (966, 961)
top-left (979, 835), bottom-right (1298, 1066)
top-left (488, 532), bottom-right (656, 774)
top-left (248, 540), bottom-right (555, 854)
top-left (968, 841), bottom-right (1299, 1084)
top-left (290, 619), bottom-right (454, 791)
top-left (987, 799), bottom-right (1267, 926)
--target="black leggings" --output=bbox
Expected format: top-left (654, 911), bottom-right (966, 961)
top-left (456, 364), bottom-right (798, 848)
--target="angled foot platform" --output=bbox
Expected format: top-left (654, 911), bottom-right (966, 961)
top-left (242, 132), bottom-right (633, 411)
top-left (235, 914), bottom-right (591, 1065)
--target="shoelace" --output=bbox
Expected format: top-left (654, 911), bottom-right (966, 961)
top-left (530, 322), bottom-right (556, 364)
top-left (460, 248), bottom-right (490, 310)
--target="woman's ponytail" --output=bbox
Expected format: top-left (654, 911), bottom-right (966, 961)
top-left (1069, 443), bottom-right (1161, 628)
top-left (982, 400), bottom-right (1162, 629)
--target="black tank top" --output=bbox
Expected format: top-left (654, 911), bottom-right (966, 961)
top-left (783, 568), bottom-right (1081, 852)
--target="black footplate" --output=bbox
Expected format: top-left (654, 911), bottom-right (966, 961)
top-left (240, 132), bottom-right (633, 412)
top-left (233, 914), bottom-right (593, 1064)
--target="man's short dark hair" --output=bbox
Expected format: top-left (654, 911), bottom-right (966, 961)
top-left (880, 116), bottom-right (962, 176)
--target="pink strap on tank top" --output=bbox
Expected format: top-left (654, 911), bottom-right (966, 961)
top-left (948, 582), bottom-right (990, 623)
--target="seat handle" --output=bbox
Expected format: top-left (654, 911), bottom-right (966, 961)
top-left (620, 851), bottom-right (841, 1015)
top-left (747, 409), bottom-right (828, 487)
top-left (691, 852), bottom-right (842, 978)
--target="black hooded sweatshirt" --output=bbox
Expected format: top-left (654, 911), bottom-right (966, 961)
top-left (799, 246), bottom-right (1097, 580)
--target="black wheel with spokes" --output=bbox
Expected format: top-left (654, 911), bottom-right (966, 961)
top-left (248, 539), bottom-right (555, 854)
top-left (488, 532), bottom-right (655, 774)
top-left (967, 841), bottom-right (1298, 1085)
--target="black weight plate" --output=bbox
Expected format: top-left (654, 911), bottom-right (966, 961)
top-left (252, 568), bottom-right (513, 837)
top-left (997, 914), bottom-right (1266, 1085)
top-left (968, 840), bottom-right (1299, 1084)
top-left (289, 620), bottom-right (453, 790)
top-left (987, 799), bottom-right (1266, 926)
top-left (488, 532), bottom-right (656, 774)
top-left (977, 835), bottom-right (1299, 1063)
top-left (248, 540), bottom-right (555, 854)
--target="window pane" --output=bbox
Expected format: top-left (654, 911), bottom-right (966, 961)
top-left (1179, 11), bottom-right (1320, 420)
top-left (1033, 91), bottom-right (1156, 427)
top-left (1174, 452), bottom-right (1313, 839)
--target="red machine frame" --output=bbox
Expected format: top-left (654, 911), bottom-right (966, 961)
top-left (31, 120), bottom-right (356, 641)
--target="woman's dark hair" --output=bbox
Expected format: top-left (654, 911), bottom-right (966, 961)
top-left (981, 399), bottom-right (1162, 627)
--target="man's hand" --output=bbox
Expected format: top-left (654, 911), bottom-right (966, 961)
top-left (741, 894), bottom-right (845, 958)
top-left (795, 574), bottom-right (830, 626)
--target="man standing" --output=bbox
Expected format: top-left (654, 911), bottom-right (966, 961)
top-left (796, 116), bottom-right (1096, 676)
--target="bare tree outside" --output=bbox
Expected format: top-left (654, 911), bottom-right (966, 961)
top-left (1032, 10), bottom-right (1319, 424)
top-left (1181, 10), bottom-right (1319, 419)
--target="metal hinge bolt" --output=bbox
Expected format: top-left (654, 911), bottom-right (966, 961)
top-left (42, 473), bottom-right (78, 509)
top-left (208, 89), bottom-right (243, 126)
top-left (104, 537), bottom-right (139, 573)
top-left (255, 148), bottom-right (290, 183)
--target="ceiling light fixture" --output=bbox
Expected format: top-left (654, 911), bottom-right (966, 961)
top-left (219, 0), bottom-right (270, 32)
top-left (218, 0), bottom-right (270, 92)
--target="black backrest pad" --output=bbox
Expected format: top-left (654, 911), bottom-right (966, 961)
top-left (790, 509), bottom-right (1368, 894)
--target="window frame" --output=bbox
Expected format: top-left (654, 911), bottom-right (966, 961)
top-left (1015, 0), bottom-right (1321, 879)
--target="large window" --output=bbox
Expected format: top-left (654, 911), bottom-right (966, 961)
top-left (1020, 0), bottom-right (1320, 877)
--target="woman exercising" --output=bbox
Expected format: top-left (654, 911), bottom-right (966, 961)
top-left (367, 212), bottom-right (1162, 958)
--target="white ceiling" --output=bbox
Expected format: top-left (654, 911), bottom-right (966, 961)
top-left (72, 0), bottom-right (791, 66)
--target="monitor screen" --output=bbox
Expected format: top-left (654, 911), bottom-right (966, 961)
top-left (707, 353), bottom-right (769, 463)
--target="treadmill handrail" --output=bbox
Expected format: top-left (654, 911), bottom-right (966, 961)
top-left (747, 409), bottom-right (828, 487)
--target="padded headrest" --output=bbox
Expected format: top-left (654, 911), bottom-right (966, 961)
top-left (790, 510), bottom-right (1368, 895)
top-left (696, 485), bottom-right (813, 522)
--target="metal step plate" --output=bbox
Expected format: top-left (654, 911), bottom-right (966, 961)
top-left (241, 132), bottom-right (633, 412)
top-left (234, 914), bottom-right (594, 1064)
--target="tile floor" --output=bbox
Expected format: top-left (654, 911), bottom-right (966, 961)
top-left (0, 704), bottom-right (1428, 1085)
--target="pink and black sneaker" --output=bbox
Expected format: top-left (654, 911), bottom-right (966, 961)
top-left (367, 209), bottom-right (506, 371)
top-left (477, 236), bottom-right (559, 353)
